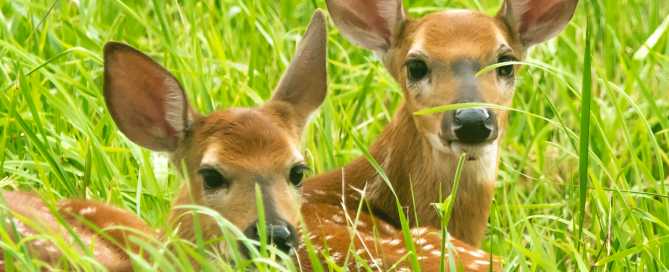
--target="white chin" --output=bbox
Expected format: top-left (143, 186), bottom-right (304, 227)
top-left (449, 141), bottom-right (497, 161)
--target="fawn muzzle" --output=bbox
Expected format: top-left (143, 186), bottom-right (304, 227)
top-left (443, 108), bottom-right (498, 145)
top-left (243, 219), bottom-right (297, 255)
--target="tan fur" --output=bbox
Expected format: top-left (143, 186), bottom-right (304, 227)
top-left (169, 107), bottom-right (304, 242)
top-left (299, 203), bottom-right (501, 271)
top-left (312, 0), bottom-right (578, 255)
top-left (306, 9), bottom-right (518, 248)
top-left (0, 11), bottom-right (328, 270)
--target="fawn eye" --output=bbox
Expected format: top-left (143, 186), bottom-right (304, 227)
top-left (406, 59), bottom-right (429, 81)
top-left (496, 55), bottom-right (516, 78)
top-left (199, 168), bottom-right (230, 190)
top-left (289, 164), bottom-right (308, 187)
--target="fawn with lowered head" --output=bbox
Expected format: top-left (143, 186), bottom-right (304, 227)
top-left (1, 11), bottom-right (327, 271)
top-left (301, 0), bottom-right (577, 270)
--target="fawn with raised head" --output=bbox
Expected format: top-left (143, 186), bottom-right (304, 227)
top-left (300, 0), bottom-right (577, 270)
top-left (1, 11), bottom-right (327, 271)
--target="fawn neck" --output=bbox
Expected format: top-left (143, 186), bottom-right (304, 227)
top-left (371, 104), bottom-right (498, 246)
top-left (306, 103), bottom-right (497, 246)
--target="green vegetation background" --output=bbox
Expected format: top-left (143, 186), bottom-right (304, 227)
top-left (1, 0), bottom-right (668, 270)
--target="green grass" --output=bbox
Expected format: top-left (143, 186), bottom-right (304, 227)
top-left (1, 0), bottom-right (668, 270)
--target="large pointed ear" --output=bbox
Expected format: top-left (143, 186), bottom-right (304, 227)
top-left (498, 0), bottom-right (579, 48)
top-left (326, 0), bottom-right (405, 53)
top-left (271, 10), bottom-right (327, 127)
top-left (103, 42), bottom-right (195, 152)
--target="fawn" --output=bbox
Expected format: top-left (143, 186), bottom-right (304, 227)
top-left (300, 0), bottom-right (578, 270)
top-left (1, 11), bottom-right (327, 271)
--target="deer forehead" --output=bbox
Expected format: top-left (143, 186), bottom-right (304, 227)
top-left (405, 10), bottom-right (512, 61)
top-left (197, 109), bottom-right (302, 171)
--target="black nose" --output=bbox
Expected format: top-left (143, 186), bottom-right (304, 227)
top-left (452, 108), bottom-right (496, 143)
top-left (244, 220), bottom-right (297, 254)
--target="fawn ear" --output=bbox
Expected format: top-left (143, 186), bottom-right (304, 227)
top-left (499, 0), bottom-right (579, 48)
top-left (103, 42), bottom-right (194, 152)
top-left (271, 11), bottom-right (327, 127)
top-left (326, 0), bottom-right (405, 53)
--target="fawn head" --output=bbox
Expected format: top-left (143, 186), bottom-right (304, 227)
top-left (327, 0), bottom-right (577, 163)
top-left (102, 11), bottom-right (327, 255)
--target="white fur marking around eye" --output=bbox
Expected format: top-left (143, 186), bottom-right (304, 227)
top-left (201, 144), bottom-right (221, 166)
top-left (408, 28), bottom-right (426, 56)
top-left (292, 148), bottom-right (304, 163)
top-left (164, 78), bottom-right (185, 132)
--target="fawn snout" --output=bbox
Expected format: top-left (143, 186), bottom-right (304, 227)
top-left (442, 107), bottom-right (498, 144)
top-left (243, 219), bottom-right (298, 255)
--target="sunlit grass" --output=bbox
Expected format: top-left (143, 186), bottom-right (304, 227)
top-left (1, 0), bottom-right (668, 270)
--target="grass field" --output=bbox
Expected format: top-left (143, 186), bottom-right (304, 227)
top-left (1, 0), bottom-right (668, 271)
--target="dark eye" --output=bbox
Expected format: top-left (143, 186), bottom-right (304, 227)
top-left (496, 55), bottom-right (515, 78)
top-left (406, 59), bottom-right (429, 81)
top-left (289, 164), bottom-right (308, 187)
top-left (199, 168), bottom-right (230, 190)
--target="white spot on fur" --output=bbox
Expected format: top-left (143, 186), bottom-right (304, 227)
top-left (430, 249), bottom-right (441, 256)
top-left (422, 244), bottom-right (434, 251)
top-left (415, 238), bottom-right (427, 245)
top-left (411, 227), bottom-right (428, 236)
top-left (79, 207), bottom-right (96, 215)
top-left (470, 249), bottom-right (486, 258)
top-left (474, 259), bottom-right (490, 265)
top-left (332, 214), bottom-right (344, 223)
top-left (467, 263), bottom-right (481, 270)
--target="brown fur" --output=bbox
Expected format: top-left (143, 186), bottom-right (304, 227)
top-left (0, 11), bottom-right (328, 270)
top-left (308, 0), bottom-right (578, 253)
top-left (168, 107), bottom-right (304, 242)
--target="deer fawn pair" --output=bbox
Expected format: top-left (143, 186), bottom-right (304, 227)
top-left (1, 0), bottom-right (578, 270)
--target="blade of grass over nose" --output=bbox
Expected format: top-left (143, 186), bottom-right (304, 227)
top-left (255, 183), bottom-right (269, 257)
top-left (577, 14), bottom-right (593, 251)
top-left (413, 102), bottom-right (562, 127)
